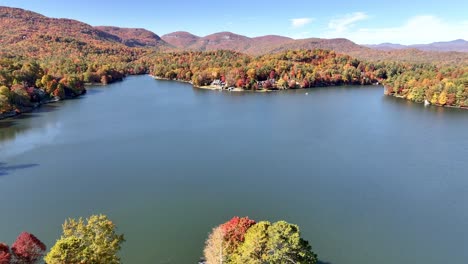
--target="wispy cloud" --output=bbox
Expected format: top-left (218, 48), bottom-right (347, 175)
top-left (291, 18), bottom-right (313, 28)
top-left (328, 12), bottom-right (368, 33)
top-left (323, 15), bottom-right (468, 44)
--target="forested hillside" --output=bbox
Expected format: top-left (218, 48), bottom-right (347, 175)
top-left (0, 6), bottom-right (467, 118)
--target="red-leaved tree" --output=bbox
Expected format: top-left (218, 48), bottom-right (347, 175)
top-left (219, 216), bottom-right (256, 252)
top-left (11, 232), bottom-right (46, 264)
top-left (0, 243), bottom-right (11, 264)
top-left (204, 216), bottom-right (256, 264)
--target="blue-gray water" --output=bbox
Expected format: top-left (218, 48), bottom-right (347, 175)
top-left (1, 76), bottom-right (467, 264)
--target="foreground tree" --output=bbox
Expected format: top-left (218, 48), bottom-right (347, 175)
top-left (204, 217), bottom-right (316, 264)
top-left (204, 217), bottom-right (256, 264)
top-left (219, 216), bottom-right (256, 253)
top-left (230, 221), bottom-right (269, 264)
top-left (0, 243), bottom-right (11, 264)
top-left (204, 227), bottom-right (227, 264)
top-left (233, 221), bottom-right (317, 264)
top-left (11, 232), bottom-right (46, 264)
top-left (45, 214), bottom-right (125, 264)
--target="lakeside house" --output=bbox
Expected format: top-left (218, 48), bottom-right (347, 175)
top-left (210, 79), bottom-right (226, 88)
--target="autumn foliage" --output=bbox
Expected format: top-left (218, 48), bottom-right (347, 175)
top-left (0, 243), bottom-right (11, 264)
top-left (0, 5), bottom-right (467, 117)
top-left (204, 216), bottom-right (317, 264)
top-left (0, 232), bottom-right (46, 264)
top-left (11, 232), bottom-right (46, 264)
top-left (219, 216), bottom-right (256, 251)
top-left (384, 64), bottom-right (468, 107)
top-left (45, 214), bottom-right (125, 264)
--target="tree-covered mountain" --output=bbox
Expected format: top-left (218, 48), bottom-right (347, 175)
top-left (1, 6), bottom-right (466, 63)
top-left (161, 31), bottom-right (200, 48)
top-left (0, 6), bottom-right (467, 118)
top-left (160, 31), bottom-right (468, 62)
top-left (161, 31), bottom-right (368, 56)
top-left (94, 26), bottom-right (168, 48)
top-left (0, 6), bottom-right (170, 55)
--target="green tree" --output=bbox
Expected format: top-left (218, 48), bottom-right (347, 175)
top-left (44, 237), bottom-right (89, 264)
top-left (45, 215), bottom-right (124, 264)
top-left (231, 222), bottom-right (269, 264)
top-left (233, 221), bottom-right (317, 264)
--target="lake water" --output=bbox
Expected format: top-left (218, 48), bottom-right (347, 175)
top-left (1, 76), bottom-right (467, 264)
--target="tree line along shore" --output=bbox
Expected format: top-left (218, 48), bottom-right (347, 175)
top-left (1, 49), bottom-right (467, 120)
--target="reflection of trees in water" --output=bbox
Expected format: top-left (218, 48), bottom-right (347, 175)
top-left (0, 119), bottom-right (27, 142)
top-left (0, 115), bottom-right (36, 142)
top-left (0, 104), bottom-right (60, 142)
top-left (0, 162), bottom-right (39, 177)
top-left (0, 120), bottom-right (62, 159)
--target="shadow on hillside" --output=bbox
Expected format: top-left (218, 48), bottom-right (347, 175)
top-left (0, 162), bottom-right (39, 177)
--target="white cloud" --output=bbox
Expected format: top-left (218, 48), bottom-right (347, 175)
top-left (323, 15), bottom-right (468, 45)
top-left (328, 12), bottom-right (368, 33)
top-left (291, 18), bottom-right (313, 28)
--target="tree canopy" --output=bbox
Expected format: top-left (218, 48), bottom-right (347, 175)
top-left (45, 214), bottom-right (125, 264)
top-left (203, 217), bottom-right (317, 264)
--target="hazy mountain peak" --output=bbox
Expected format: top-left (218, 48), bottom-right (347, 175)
top-left (366, 39), bottom-right (468, 52)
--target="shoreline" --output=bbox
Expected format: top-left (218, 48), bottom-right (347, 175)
top-left (150, 75), bottom-right (279, 93)
top-left (2, 77), bottom-right (466, 121)
top-left (0, 97), bottom-right (59, 120)
top-left (0, 94), bottom-right (83, 121)
top-left (385, 92), bottom-right (468, 110)
top-left (0, 75), bottom-right (138, 121)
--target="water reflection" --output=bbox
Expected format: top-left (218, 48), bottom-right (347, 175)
top-left (0, 121), bottom-right (62, 159)
top-left (1, 77), bottom-right (468, 264)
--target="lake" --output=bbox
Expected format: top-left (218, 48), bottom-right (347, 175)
top-left (1, 76), bottom-right (467, 264)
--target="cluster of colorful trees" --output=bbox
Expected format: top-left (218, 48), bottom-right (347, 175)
top-left (0, 49), bottom-right (149, 115)
top-left (203, 216), bottom-right (317, 264)
top-left (385, 64), bottom-right (468, 107)
top-left (0, 58), bottom-right (85, 113)
top-left (1, 215), bottom-right (316, 264)
top-left (149, 49), bottom-right (385, 89)
top-left (148, 49), bottom-right (467, 107)
top-left (1, 6), bottom-right (467, 116)
top-left (0, 232), bottom-right (46, 264)
top-left (0, 215), bottom-right (124, 264)
top-left (1, 46), bottom-right (467, 116)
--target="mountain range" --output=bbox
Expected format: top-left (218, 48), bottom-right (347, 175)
top-left (365, 39), bottom-right (468, 52)
top-left (1, 6), bottom-right (467, 63)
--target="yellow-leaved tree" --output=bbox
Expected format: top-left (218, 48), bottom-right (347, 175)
top-left (45, 214), bottom-right (125, 264)
top-left (438, 91), bottom-right (448, 105)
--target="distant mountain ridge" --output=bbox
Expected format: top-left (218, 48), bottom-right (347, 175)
top-left (0, 6), bottom-right (122, 46)
top-left (0, 6), bottom-right (467, 64)
top-left (95, 26), bottom-right (165, 47)
top-left (0, 6), bottom-right (171, 53)
top-left (365, 39), bottom-right (468, 52)
top-left (161, 31), bottom-right (368, 55)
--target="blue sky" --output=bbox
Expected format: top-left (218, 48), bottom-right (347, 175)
top-left (1, 0), bottom-right (467, 44)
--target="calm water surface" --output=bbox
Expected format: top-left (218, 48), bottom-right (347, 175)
top-left (1, 76), bottom-right (467, 264)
